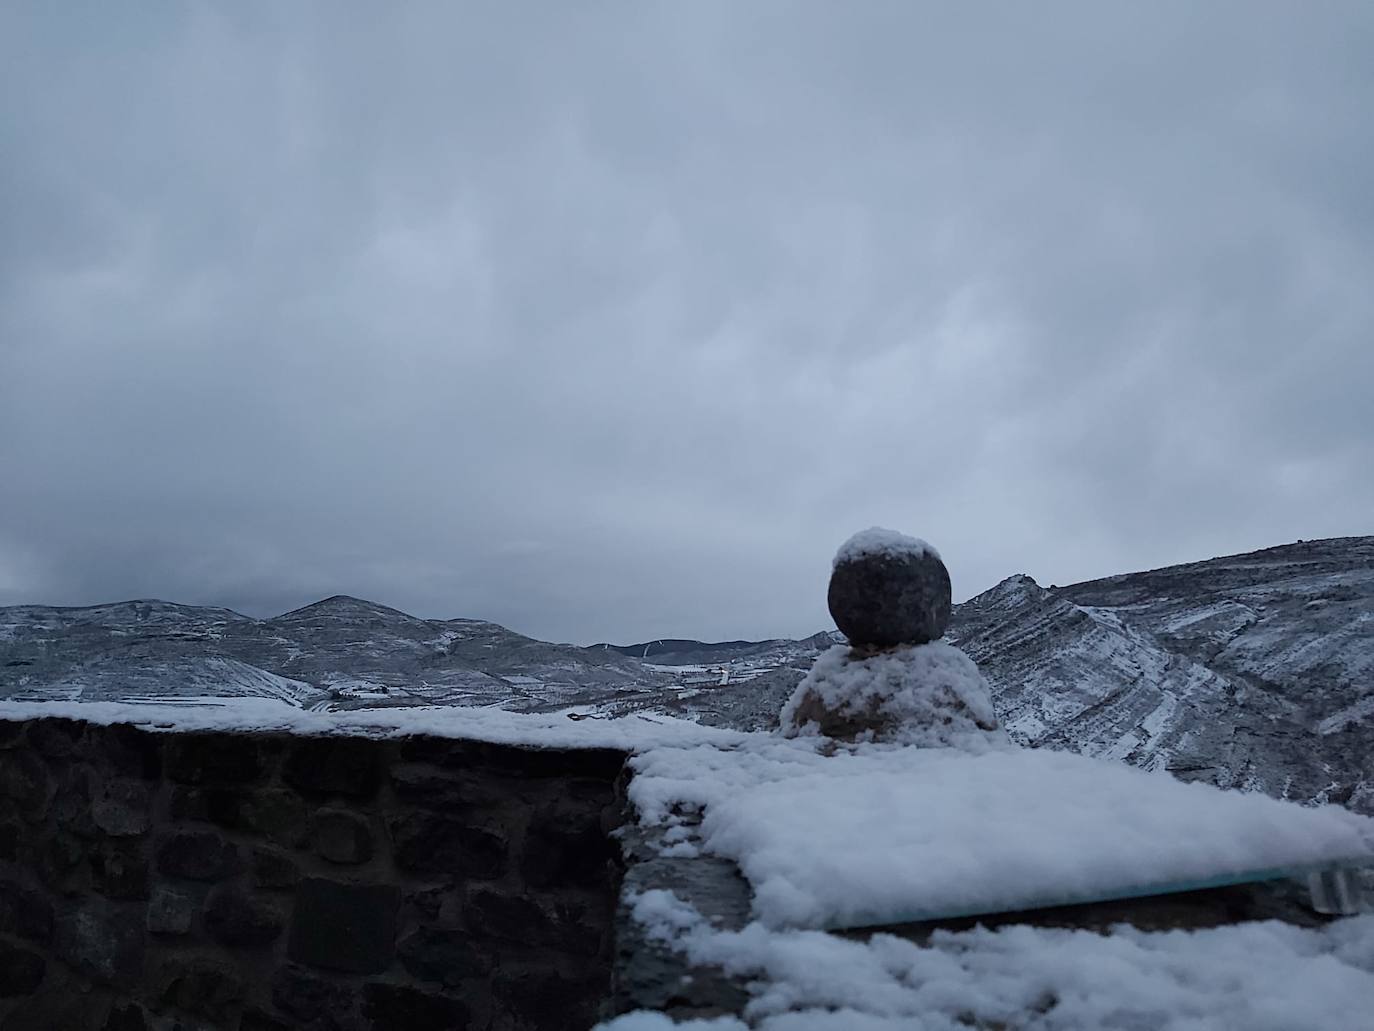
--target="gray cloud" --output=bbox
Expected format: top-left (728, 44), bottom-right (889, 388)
top-left (3, 1), bottom-right (1372, 643)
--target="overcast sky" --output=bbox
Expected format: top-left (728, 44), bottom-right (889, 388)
top-left (2, 2), bottom-right (1371, 644)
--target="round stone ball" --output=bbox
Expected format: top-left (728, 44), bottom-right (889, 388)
top-left (827, 528), bottom-right (952, 647)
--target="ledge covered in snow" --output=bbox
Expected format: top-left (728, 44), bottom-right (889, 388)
top-left (629, 738), bottom-right (1374, 929)
top-left (0, 698), bottom-right (746, 752)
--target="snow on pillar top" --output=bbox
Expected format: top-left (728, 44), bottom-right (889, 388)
top-left (828, 527), bottom-right (952, 648)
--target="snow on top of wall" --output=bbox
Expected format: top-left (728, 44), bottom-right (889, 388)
top-left (629, 738), bottom-right (1374, 930)
top-left (0, 698), bottom-right (746, 752)
top-left (780, 643), bottom-right (1009, 749)
top-left (833, 527), bottom-right (939, 568)
top-left (600, 890), bottom-right (1374, 1031)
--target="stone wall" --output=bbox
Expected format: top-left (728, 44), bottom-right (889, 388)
top-left (0, 716), bottom-right (627, 1031)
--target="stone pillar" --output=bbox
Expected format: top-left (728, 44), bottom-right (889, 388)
top-left (780, 528), bottom-right (1007, 748)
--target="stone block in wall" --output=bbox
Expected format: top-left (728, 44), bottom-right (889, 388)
top-left (0, 879), bottom-right (54, 943)
top-left (147, 885), bottom-right (197, 935)
top-left (361, 982), bottom-right (471, 1031)
top-left (398, 737), bottom-right (626, 781)
top-left (282, 737), bottom-right (381, 799)
top-left (26, 717), bottom-right (85, 758)
top-left (170, 786), bottom-right (310, 848)
top-left (269, 965), bottom-right (357, 1025)
top-left (0, 720), bottom-right (24, 749)
top-left (103, 1002), bottom-right (150, 1031)
top-left (390, 812), bottom-right (507, 879)
top-left (1, 749), bottom-right (52, 821)
top-left (396, 926), bottom-right (492, 987)
top-left (239, 1007), bottom-right (292, 1031)
top-left (49, 764), bottom-right (98, 838)
top-left (156, 955), bottom-right (247, 1018)
top-left (0, 940), bottom-right (46, 996)
top-left (465, 889), bottom-right (604, 957)
top-left (55, 897), bottom-right (146, 986)
top-left (287, 878), bottom-right (400, 974)
top-left (89, 838), bottom-right (151, 899)
top-left (310, 809), bottom-right (374, 865)
top-left (251, 846), bottom-right (301, 889)
top-left (92, 723), bottom-right (164, 780)
top-left (521, 818), bottom-right (618, 890)
top-left (493, 969), bottom-right (607, 1031)
top-left (92, 779), bottom-right (153, 837)
top-left (203, 886), bottom-right (284, 948)
top-left (155, 830), bottom-right (241, 882)
top-left (165, 733), bottom-right (265, 785)
top-left (36, 829), bottom-right (87, 891)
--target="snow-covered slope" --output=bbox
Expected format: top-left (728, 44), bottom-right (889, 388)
top-left (950, 537), bottom-right (1374, 814)
top-left (4, 537), bottom-right (1369, 812)
top-left (0, 595), bottom-right (668, 712)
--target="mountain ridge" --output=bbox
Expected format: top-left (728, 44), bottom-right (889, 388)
top-left (3, 535), bottom-right (1369, 813)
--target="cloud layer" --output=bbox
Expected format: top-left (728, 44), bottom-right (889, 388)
top-left (3, 2), bottom-right (1372, 642)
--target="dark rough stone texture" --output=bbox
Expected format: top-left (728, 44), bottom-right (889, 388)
top-left (158, 956), bottom-right (247, 1017)
top-left (90, 838), bottom-right (151, 899)
top-left (156, 830), bottom-right (241, 881)
top-left (1, 720), bottom-right (624, 1031)
top-left (27, 717), bottom-right (85, 757)
top-left (361, 983), bottom-right (470, 1031)
top-left (56, 898), bottom-right (146, 985)
top-left (391, 812), bottom-right (507, 879)
top-left (312, 810), bottom-right (374, 865)
top-left (282, 738), bottom-right (381, 799)
top-left (828, 545), bottom-right (952, 647)
top-left (0, 720), bottom-right (24, 748)
top-left (251, 846), bottom-right (301, 889)
top-left (165, 733), bottom-right (264, 785)
top-left (495, 970), bottom-right (607, 1031)
top-left (288, 878), bottom-right (400, 974)
top-left (239, 1008), bottom-right (291, 1031)
top-left (4, 990), bottom-right (104, 1031)
top-left (0, 940), bottom-right (46, 996)
top-left (466, 890), bottom-right (603, 956)
top-left (170, 786), bottom-right (309, 847)
top-left (396, 927), bottom-right (491, 986)
top-left (37, 829), bottom-right (87, 890)
top-left (400, 736), bottom-right (626, 780)
top-left (146, 886), bottom-right (197, 935)
top-left (239, 790), bottom-right (311, 847)
top-left (522, 819), bottom-right (618, 890)
top-left (1, 749), bottom-right (52, 821)
top-left (204, 886), bottom-right (284, 948)
top-left (103, 1002), bottom-right (149, 1031)
top-left (270, 965), bottom-right (355, 1024)
top-left (95, 723), bottom-right (164, 780)
top-left (0, 879), bottom-right (55, 943)
top-left (92, 779), bottom-right (153, 837)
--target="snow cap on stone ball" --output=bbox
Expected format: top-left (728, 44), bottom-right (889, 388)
top-left (828, 527), bottom-right (952, 647)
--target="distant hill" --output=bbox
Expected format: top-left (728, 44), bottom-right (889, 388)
top-left (4, 537), bottom-right (1369, 815)
top-left (593, 633), bottom-right (836, 667)
top-left (0, 594), bottom-right (667, 713)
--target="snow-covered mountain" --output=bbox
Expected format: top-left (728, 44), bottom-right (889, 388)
top-left (3, 537), bottom-right (1369, 813)
top-left (950, 536), bottom-right (1374, 814)
top-left (0, 595), bottom-right (667, 712)
top-left (610, 537), bottom-right (1374, 813)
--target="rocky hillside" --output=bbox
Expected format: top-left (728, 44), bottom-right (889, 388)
top-left (3, 537), bottom-right (1369, 813)
top-left (951, 537), bottom-right (1374, 814)
top-left (0, 595), bottom-right (666, 712)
